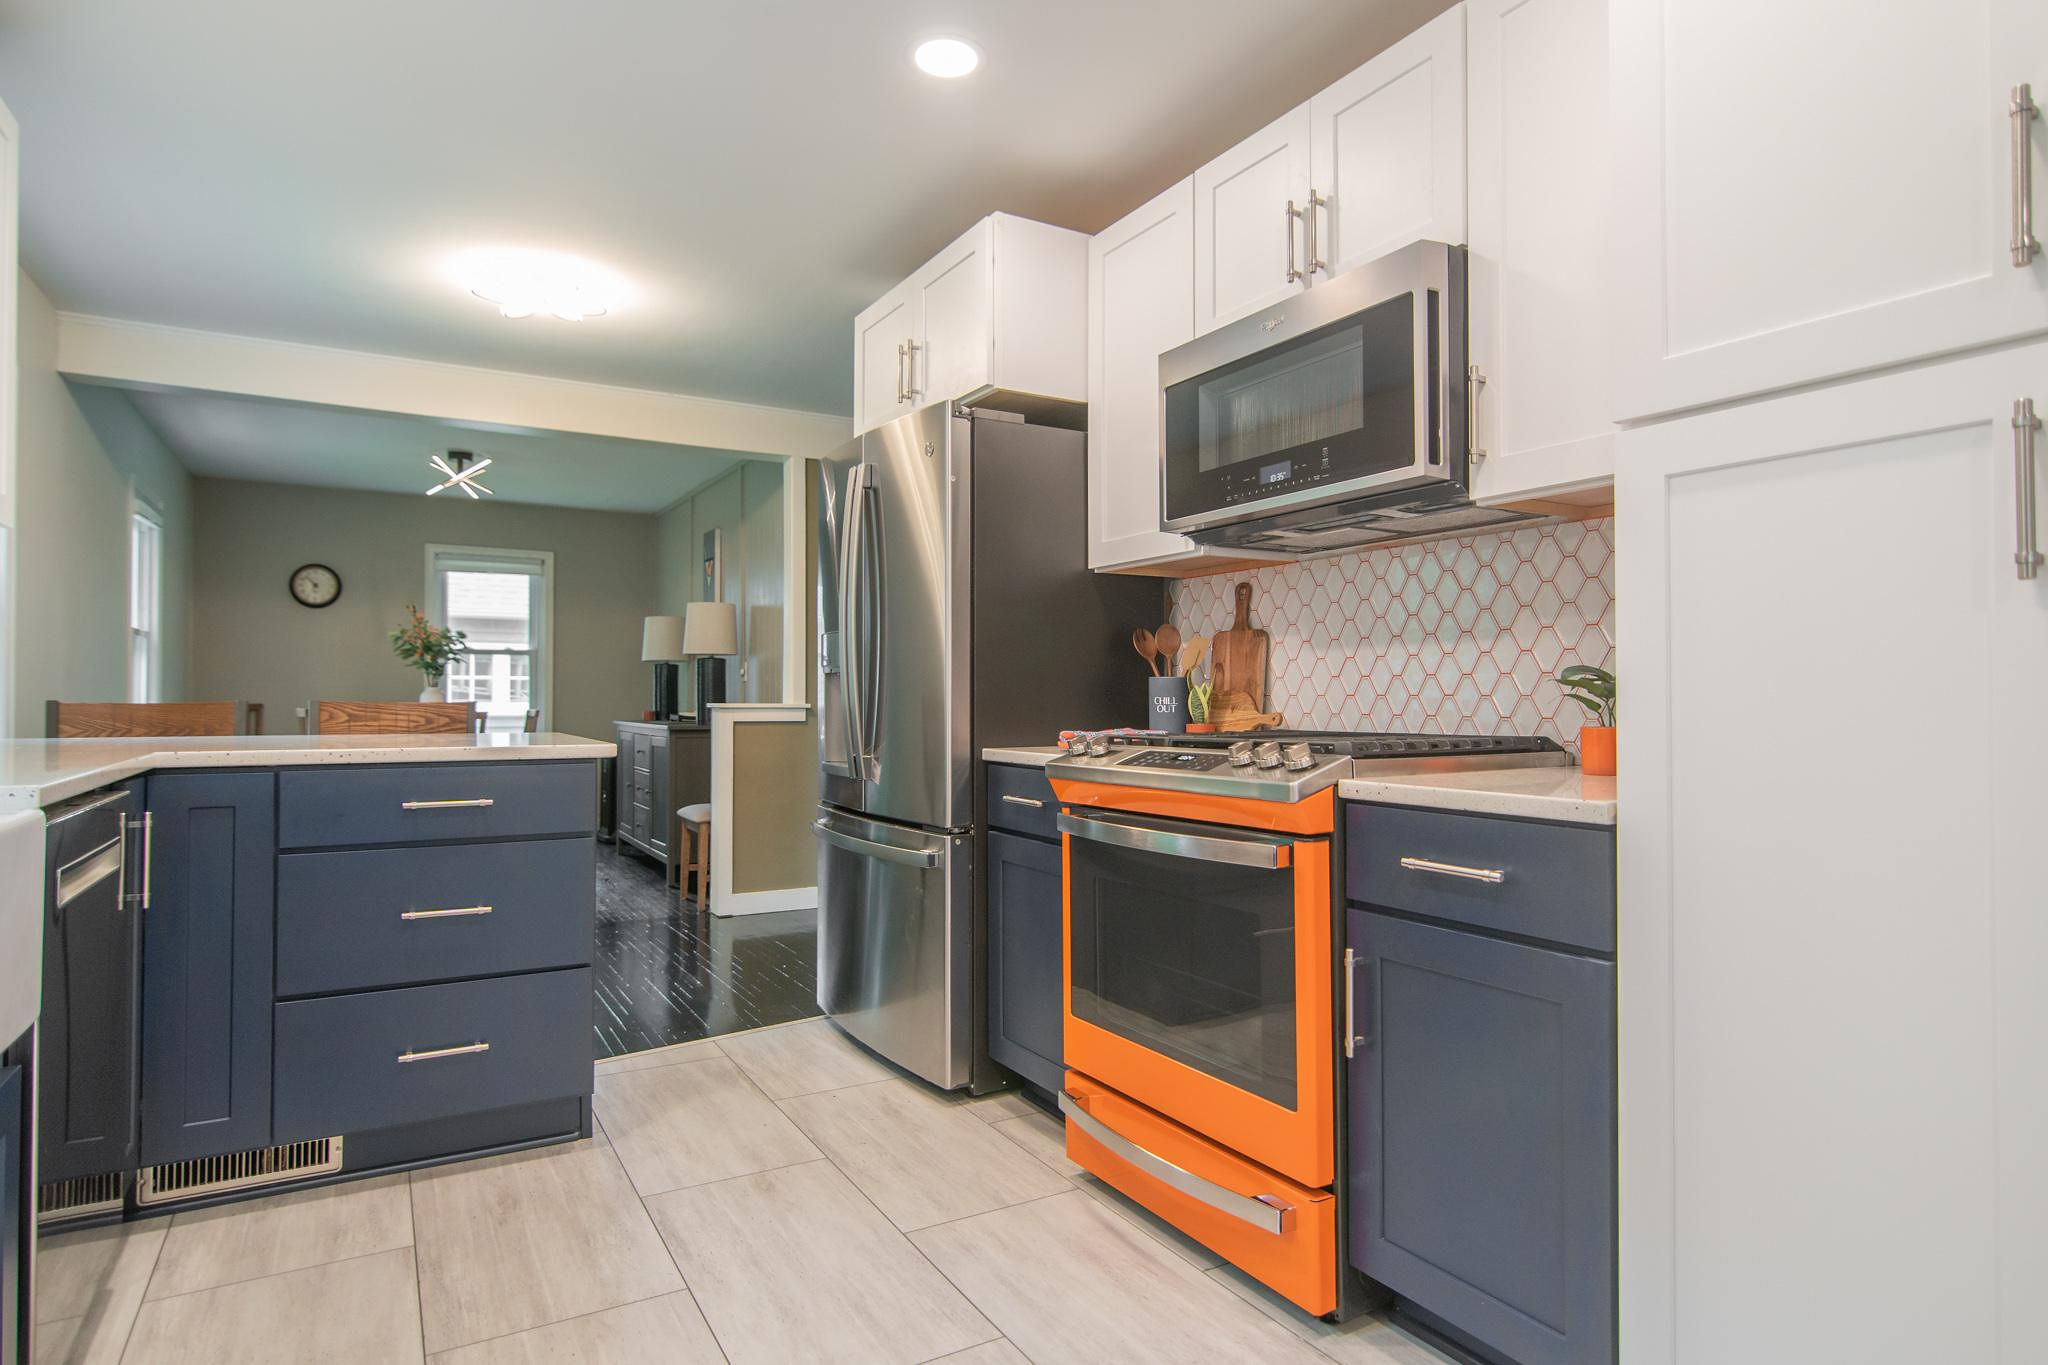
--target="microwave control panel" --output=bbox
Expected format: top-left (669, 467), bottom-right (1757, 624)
top-left (1218, 447), bottom-right (1338, 504)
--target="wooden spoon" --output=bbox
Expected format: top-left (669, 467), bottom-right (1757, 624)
top-left (1177, 634), bottom-right (1210, 680)
top-left (1131, 627), bottom-right (1161, 677)
top-left (1153, 623), bottom-right (1182, 677)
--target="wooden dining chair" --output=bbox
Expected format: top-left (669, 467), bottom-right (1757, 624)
top-left (47, 701), bottom-right (246, 737)
top-left (308, 701), bottom-right (477, 734)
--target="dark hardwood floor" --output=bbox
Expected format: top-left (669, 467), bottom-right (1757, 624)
top-left (592, 838), bottom-right (822, 1058)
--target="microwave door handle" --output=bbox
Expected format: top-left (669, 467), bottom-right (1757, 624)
top-left (1055, 811), bottom-right (1292, 870)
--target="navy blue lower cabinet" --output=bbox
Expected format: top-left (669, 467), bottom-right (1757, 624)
top-left (986, 828), bottom-right (1064, 1093)
top-left (1349, 906), bottom-right (1615, 1365)
top-left (1, 1063), bottom-right (23, 1365)
top-left (140, 772), bottom-right (276, 1166)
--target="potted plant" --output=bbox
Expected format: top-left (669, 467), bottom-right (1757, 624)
top-left (390, 606), bottom-right (467, 703)
top-left (1559, 664), bottom-right (1616, 776)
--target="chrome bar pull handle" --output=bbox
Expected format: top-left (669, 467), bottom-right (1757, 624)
top-left (401, 798), bottom-right (495, 810)
top-left (1343, 947), bottom-right (1362, 1059)
top-left (401, 905), bottom-right (494, 921)
top-left (397, 1041), bottom-right (490, 1064)
top-left (1305, 188), bottom-right (1327, 276)
top-left (894, 342), bottom-right (907, 403)
top-left (1399, 855), bottom-right (1506, 885)
top-left (2017, 397), bottom-right (2043, 580)
top-left (1285, 200), bottom-right (1305, 283)
top-left (2013, 84), bottom-right (2040, 267)
top-left (998, 794), bottom-right (1045, 809)
top-left (139, 811), bottom-right (153, 910)
top-left (1468, 365), bottom-right (1489, 462)
top-left (904, 340), bottom-right (923, 400)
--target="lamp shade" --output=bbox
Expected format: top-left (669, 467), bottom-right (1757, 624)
top-left (682, 600), bottom-right (739, 656)
top-left (640, 615), bottom-right (685, 662)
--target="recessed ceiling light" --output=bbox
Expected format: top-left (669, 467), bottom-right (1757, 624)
top-left (448, 246), bottom-right (628, 321)
top-left (913, 37), bottom-right (980, 79)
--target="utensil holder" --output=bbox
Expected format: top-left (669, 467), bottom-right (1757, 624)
top-left (1147, 676), bottom-right (1188, 734)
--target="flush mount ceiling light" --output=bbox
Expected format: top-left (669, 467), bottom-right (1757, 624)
top-left (427, 450), bottom-right (494, 499)
top-left (913, 36), bottom-right (980, 78)
top-left (449, 246), bottom-right (627, 321)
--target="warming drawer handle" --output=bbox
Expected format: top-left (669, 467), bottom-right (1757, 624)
top-left (401, 905), bottom-right (494, 921)
top-left (812, 819), bottom-right (941, 869)
top-left (1055, 811), bottom-right (1290, 870)
top-left (396, 1041), bottom-right (490, 1064)
top-left (1058, 1091), bottom-right (1293, 1235)
top-left (54, 837), bottom-right (124, 911)
top-left (1398, 855), bottom-right (1505, 885)
top-left (401, 798), bottom-right (496, 811)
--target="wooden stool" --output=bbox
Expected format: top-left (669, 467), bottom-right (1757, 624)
top-left (677, 803), bottom-right (712, 908)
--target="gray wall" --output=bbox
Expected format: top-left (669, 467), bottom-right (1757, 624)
top-left (656, 459), bottom-right (785, 704)
top-left (189, 478), bottom-right (658, 740)
top-left (12, 268), bottom-right (195, 735)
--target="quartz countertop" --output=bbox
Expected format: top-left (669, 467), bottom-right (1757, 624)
top-left (981, 746), bottom-right (1065, 768)
top-left (1339, 765), bottom-right (1615, 826)
top-left (0, 732), bottom-right (615, 811)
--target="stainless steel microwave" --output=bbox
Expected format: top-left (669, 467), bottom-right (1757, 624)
top-left (1159, 241), bottom-right (1532, 555)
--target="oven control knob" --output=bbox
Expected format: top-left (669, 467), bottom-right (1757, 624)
top-left (1281, 742), bottom-right (1315, 771)
top-left (1227, 740), bottom-right (1255, 767)
top-left (1252, 741), bottom-right (1283, 769)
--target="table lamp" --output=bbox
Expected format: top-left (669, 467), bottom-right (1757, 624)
top-left (641, 615), bottom-right (684, 720)
top-left (683, 601), bottom-right (739, 710)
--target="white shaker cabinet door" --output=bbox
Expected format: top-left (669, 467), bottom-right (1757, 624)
top-left (1466, 0), bottom-right (1614, 502)
top-left (911, 218), bottom-right (992, 412)
top-left (1611, 0), bottom-right (2048, 419)
top-left (1307, 4), bottom-right (1467, 282)
top-left (852, 282), bottom-right (918, 436)
top-left (1616, 341), bottom-right (2048, 1365)
top-left (1193, 105), bottom-right (1312, 334)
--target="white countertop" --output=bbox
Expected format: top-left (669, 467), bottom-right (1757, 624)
top-left (0, 732), bottom-right (616, 811)
top-left (1339, 765), bottom-right (1615, 826)
top-left (982, 746), bottom-right (1064, 768)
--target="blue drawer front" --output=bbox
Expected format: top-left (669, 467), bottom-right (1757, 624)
top-left (276, 839), bottom-right (594, 996)
top-left (1347, 803), bottom-right (1615, 954)
top-left (272, 968), bottom-right (593, 1141)
top-left (986, 764), bottom-right (1059, 840)
top-left (277, 761), bottom-right (596, 849)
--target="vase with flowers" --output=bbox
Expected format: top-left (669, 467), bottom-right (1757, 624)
top-left (390, 606), bottom-right (467, 703)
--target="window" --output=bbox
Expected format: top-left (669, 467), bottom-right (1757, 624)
top-left (129, 505), bottom-right (162, 703)
top-left (425, 546), bottom-right (553, 732)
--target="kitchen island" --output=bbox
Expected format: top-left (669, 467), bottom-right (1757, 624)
top-left (11, 731), bottom-right (611, 1231)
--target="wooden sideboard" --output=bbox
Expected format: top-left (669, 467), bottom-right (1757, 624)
top-left (613, 721), bottom-right (711, 886)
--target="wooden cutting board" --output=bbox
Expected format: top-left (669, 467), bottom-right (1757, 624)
top-left (1210, 582), bottom-right (1270, 712)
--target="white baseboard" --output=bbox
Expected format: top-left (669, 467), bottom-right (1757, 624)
top-left (711, 885), bottom-right (818, 917)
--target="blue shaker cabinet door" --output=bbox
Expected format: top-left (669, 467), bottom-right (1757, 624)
top-left (1349, 907), bottom-right (1615, 1365)
top-left (1, 1064), bottom-right (21, 1365)
top-left (985, 829), bottom-right (1064, 1093)
top-left (140, 772), bottom-right (276, 1166)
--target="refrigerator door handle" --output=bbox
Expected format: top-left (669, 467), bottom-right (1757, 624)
top-left (839, 464), bottom-right (870, 772)
top-left (821, 463), bottom-right (858, 780)
top-left (861, 473), bottom-right (885, 770)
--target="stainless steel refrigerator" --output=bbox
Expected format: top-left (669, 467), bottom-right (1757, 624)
top-left (814, 402), bottom-right (1158, 1091)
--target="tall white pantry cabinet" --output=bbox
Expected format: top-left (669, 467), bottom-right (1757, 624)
top-left (1614, 1), bottom-right (2048, 1362)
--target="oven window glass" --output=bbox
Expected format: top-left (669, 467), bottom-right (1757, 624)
top-left (1068, 823), bottom-right (1302, 1109)
top-left (1164, 292), bottom-right (1421, 523)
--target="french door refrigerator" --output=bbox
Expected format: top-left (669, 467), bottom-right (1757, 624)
top-left (816, 402), bottom-right (1156, 1090)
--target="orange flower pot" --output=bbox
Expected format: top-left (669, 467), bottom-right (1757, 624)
top-left (1579, 726), bottom-right (1616, 776)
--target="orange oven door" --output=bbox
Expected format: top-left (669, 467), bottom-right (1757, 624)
top-left (1062, 1071), bottom-right (1338, 1316)
top-left (1052, 783), bottom-right (1335, 1190)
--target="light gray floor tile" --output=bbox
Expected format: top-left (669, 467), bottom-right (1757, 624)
top-left (411, 1136), bottom-right (683, 1353)
top-left (1208, 1266), bottom-right (1461, 1364)
top-left (425, 1291), bottom-right (723, 1364)
top-left (924, 1340), bottom-right (1033, 1364)
top-left (716, 1017), bottom-right (898, 1098)
top-left (119, 1246), bottom-right (423, 1365)
top-left (1074, 1173), bottom-right (1227, 1270)
top-left (991, 1109), bottom-right (1086, 1179)
top-left (595, 1056), bottom-right (821, 1196)
top-left (594, 1037), bottom-right (724, 1076)
top-left (146, 1173), bottom-right (412, 1300)
top-left (946, 1090), bottom-right (1043, 1124)
top-left (647, 1159), bottom-right (997, 1365)
top-left (780, 1079), bottom-right (1070, 1231)
top-left (912, 1190), bottom-right (1323, 1365)
top-left (35, 1220), bottom-right (165, 1325)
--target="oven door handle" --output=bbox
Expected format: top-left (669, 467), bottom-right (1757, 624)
top-left (1058, 1091), bottom-right (1293, 1235)
top-left (1054, 811), bottom-right (1291, 870)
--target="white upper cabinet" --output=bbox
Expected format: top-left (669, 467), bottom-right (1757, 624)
top-left (1611, 0), bottom-right (2048, 420)
top-left (1192, 107), bottom-right (1313, 334)
top-left (852, 214), bottom-right (1087, 435)
top-left (1308, 5), bottom-right (1467, 281)
top-left (1466, 0), bottom-right (1615, 503)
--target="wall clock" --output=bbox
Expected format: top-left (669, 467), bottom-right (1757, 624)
top-left (289, 563), bottom-right (342, 609)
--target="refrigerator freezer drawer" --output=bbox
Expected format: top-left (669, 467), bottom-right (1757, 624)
top-left (814, 807), bottom-right (970, 1089)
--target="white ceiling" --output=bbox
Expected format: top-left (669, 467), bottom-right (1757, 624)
top-left (122, 387), bottom-right (746, 513)
top-left (0, 0), bottom-right (1453, 418)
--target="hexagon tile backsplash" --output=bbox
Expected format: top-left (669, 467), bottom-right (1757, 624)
top-left (1166, 517), bottom-right (1615, 750)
